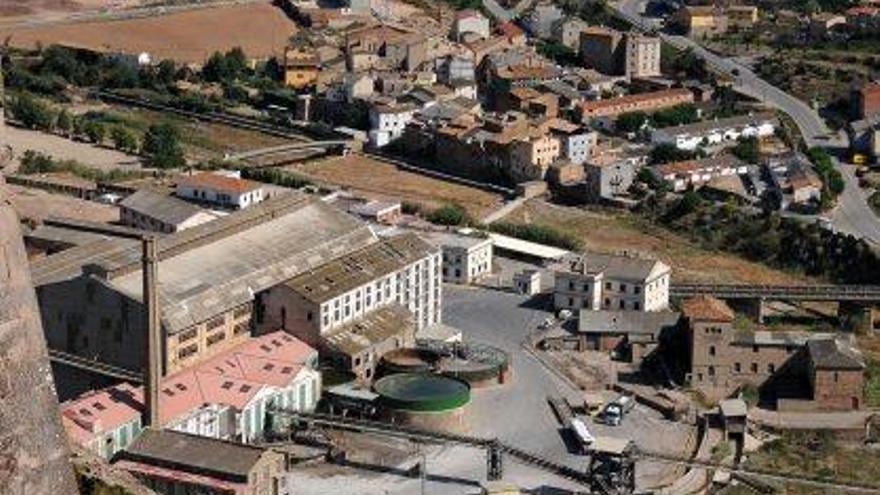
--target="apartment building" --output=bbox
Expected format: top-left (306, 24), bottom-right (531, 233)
top-left (651, 113), bottom-right (777, 151)
top-left (258, 233), bottom-right (441, 380)
top-left (119, 189), bottom-right (219, 233)
top-left (653, 155), bottom-right (748, 192)
top-left (584, 154), bottom-right (638, 201)
top-left (176, 172), bottom-right (265, 210)
top-left (548, 119), bottom-right (596, 165)
top-left (554, 18), bottom-right (591, 52)
top-left (685, 296), bottom-right (865, 409)
top-left (114, 429), bottom-right (289, 495)
top-left (524, 1), bottom-right (564, 39)
top-left (508, 133), bottom-right (562, 182)
top-left (676, 6), bottom-right (729, 37)
top-left (61, 330), bottom-right (320, 457)
top-left (33, 194), bottom-right (379, 375)
top-left (425, 232), bottom-right (494, 284)
top-left (580, 27), bottom-right (625, 76)
top-left (625, 34), bottom-right (661, 79)
top-left (554, 253), bottom-right (671, 312)
top-left (576, 88), bottom-right (694, 124)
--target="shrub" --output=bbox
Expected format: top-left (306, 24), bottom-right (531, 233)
top-left (487, 221), bottom-right (582, 251)
top-left (427, 203), bottom-right (471, 226)
top-left (240, 167), bottom-right (312, 189)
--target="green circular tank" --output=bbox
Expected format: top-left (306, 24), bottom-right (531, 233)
top-left (373, 373), bottom-right (470, 412)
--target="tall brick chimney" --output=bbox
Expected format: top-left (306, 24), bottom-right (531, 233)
top-left (142, 236), bottom-right (161, 428)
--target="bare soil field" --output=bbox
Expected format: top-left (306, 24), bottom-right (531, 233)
top-left (0, 2), bottom-right (297, 63)
top-left (1, 124), bottom-right (140, 173)
top-left (291, 154), bottom-right (504, 218)
top-left (6, 183), bottom-right (119, 223)
top-left (507, 200), bottom-right (812, 285)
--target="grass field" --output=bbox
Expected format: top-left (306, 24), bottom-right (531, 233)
top-left (504, 200), bottom-right (812, 284)
top-left (291, 154), bottom-right (504, 218)
top-left (0, 2), bottom-right (296, 63)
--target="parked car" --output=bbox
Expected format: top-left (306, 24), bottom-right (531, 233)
top-left (601, 395), bottom-right (636, 426)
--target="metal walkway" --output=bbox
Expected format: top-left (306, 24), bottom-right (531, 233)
top-left (670, 283), bottom-right (880, 302)
top-left (48, 349), bottom-right (142, 383)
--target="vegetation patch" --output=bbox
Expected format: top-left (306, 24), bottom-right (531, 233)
top-left (487, 221), bottom-right (582, 251)
top-left (18, 150), bottom-right (150, 183)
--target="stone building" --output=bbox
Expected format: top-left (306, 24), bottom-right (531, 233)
top-left (554, 253), bottom-right (671, 312)
top-left (114, 429), bottom-right (290, 495)
top-left (684, 295), bottom-right (866, 409)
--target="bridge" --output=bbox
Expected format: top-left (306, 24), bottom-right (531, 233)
top-left (48, 349), bottom-right (143, 383)
top-left (670, 283), bottom-right (880, 303)
top-left (223, 140), bottom-right (355, 162)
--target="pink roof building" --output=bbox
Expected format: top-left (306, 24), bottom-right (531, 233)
top-left (60, 331), bottom-right (320, 459)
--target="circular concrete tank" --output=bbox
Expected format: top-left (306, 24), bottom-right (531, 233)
top-left (378, 348), bottom-right (442, 377)
top-left (373, 373), bottom-right (471, 432)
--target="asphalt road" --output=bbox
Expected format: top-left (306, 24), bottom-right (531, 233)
top-left (614, 0), bottom-right (880, 245)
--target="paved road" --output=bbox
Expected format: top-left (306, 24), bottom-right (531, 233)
top-left (614, 0), bottom-right (880, 245)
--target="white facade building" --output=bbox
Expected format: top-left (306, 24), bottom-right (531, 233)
top-left (554, 253), bottom-right (671, 312)
top-left (176, 172), bottom-right (265, 210)
top-left (425, 232), bottom-right (494, 284)
top-left (368, 103), bottom-right (418, 147)
top-left (452, 10), bottom-right (491, 40)
top-left (651, 113), bottom-right (778, 151)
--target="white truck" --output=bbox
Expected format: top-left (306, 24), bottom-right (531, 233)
top-left (602, 395), bottom-right (635, 426)
top-left (570, 417), bottom-right (595, 454)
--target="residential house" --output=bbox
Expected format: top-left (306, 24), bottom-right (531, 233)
top-left (284, 35), bottom-right (321, 90)
top-left (368, 101), bottom-right (418, 147)
top-left (676, 6), bottom-right (728, 37)
top-left (176, 172), bottom-right (265, 210)
top-left (549, 119), bottom-right (597, 165)
top-left (119, 189), bottom-right (219, 233)
top-left (345, 24), bottom-right (428, 72)
top-left (524, 1), bottom-right (565, 39)
top-left (852, 81), bottom-right (880, 120)
top-left (726, 6), bottom-right (759, 29)
top-left (114, 429), bottom-right (289, 495)
top-left (766, 152), bottom-right (822, 209)
top-left (554, 18), bottom-right (591, 52)
top-left (809, 13), bottom-right (847, 38)
top-left (579, 27), bottom-right (625, 76)
top-left (651, 113), bottom-right (777, 151)
top-left (653, 155), bottom-right (748, 192)
top-left (452, 9), bottom-right (491, 41)
top-left (584, 153), bottom-right (637, 201)
top-left (554, 253), bottom-right (671, 312)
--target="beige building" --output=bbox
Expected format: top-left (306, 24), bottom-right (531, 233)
top-left (508, 134), bottom-right (561, 183)
top-left (727, 6), bottom-right (759, 29)
top-left (625, 34), bottom-right (661, 79)
top-left (425, 232), bottom-right (494, 285)
top-left (554, 253), bottom-right (671, 313)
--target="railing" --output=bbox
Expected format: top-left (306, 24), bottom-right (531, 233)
top-left (671, 283), bottom-right (880, 301)
top-left (48, 349), bottom-right (142, 383)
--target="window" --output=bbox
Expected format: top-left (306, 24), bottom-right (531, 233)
top-left (179, 328), bottom-right (198, 343)
top-left (620, 283), bottom-right (627, 292)
top-left (206, 316), bottom-right (225, 331)
top-left (307, 312), bottom-right (313, 321)
top-left (634, 286), bottom-right (641, 294)
top-left (605, 282), bottom-right (611, 290)
top-left (734, 362), bottom-right (741, 373)
top-left (207, 331), bottom-right (225, 347)
top-left (750, 363), bottom-right (758, 373)
top-left (177, 343), bottom-right (198, 360)
top-left (233, 321), bottom-right (249, 335)
top-left (568, 297), bottom-right (574, 307)
top-left (568, 280), bottom-right (575, 290)
top-left (709, 346), bottom-right (715, 357)
top-left (708, 366), bottom-right (715, 376)
top-left (633, 302), bottom-right (640, 310)
top-left (753, 345), bottom-right (759, 353)
top-left (834, 372), bottom-right (839, 382)
top-left (768, 363), bottom-right (775, 374)
top-left (619, 300), bottom-right (625, 309)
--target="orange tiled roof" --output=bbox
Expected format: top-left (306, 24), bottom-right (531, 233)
top-left (681, 295), bottom-right (735, 322)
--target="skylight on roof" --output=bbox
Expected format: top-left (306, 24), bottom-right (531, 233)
top-left (93, 402), bottom-right (106, 411)
top-left (240, 385), bottom-right (252, 393)
top-left (221, 381), bottom-right (234, 390)
top-left (162, 388), bottom-right (175, 396)
top-left (263, 363), bottom-right (275, 371)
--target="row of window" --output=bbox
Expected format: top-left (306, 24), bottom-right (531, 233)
top-left (566, 297), bottom-right (641, 311)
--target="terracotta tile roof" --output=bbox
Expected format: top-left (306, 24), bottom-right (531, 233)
top-left (496, 21), bottom-right (525, 39)
top-left (60, 383), bottom-right (143, 445)
top-left (579, 88), bottom-right (693, 115)
top-left (176, 173), bottom-right (262, 194)
top-left (681, 295), bottom-right (735, 322)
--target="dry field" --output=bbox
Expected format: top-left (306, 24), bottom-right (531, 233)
top-left (290, 154), bottom-right (504, 218)
top-left (6, 183), bottom-right (119, 223)
top-left (506, 200), bottom-right (812, 285)
top-left (0, 2), bottom-right (297, 63)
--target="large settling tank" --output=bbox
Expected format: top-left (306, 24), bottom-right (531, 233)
top-left (378, 347), bottom-right (442, 377)
top-left (373, 373), bottom-right (471, 432)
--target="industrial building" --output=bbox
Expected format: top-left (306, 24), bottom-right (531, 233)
top-left (554, 253), bottom-right (671, 312)
top-left (119, 188), bottom-right (220, 233)
top-left (424, 231), bottom-right (494, 285)
top-left (32, 193), bottom-right (379, 375)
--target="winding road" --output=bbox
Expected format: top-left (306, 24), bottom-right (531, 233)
top-left (614, 0), bottom-right (880, 245)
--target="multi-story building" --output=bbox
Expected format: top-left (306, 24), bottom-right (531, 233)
top-left (33, 194), bottom-right (379, 375)
top-left (119, 189), bottom-right (219, 234)
top-left (685, 296), bottom-right (865, 409)
top-left (284, 45), bottom-right (321, 90)
top-left (852, 81), bottom-right (880, 120)
top-left (550, 120), bottom-right (597, 165)
top-left (676, 6), bottom-right (728, 38)
top-left (584, 154), bottom-right (637, 201)
top-left (577, 88), bottom-right (694, 124)
top-left (580, 27), bottom-right (625, 76)
top-left (554, 253), bottom-right (671, 312)
top-left (554, 18), bottom-right (591, 52)
top-left (452, 9), bottom-right (491, 40)
top-left (344, 24), bottom-right (428, 72)
top-left (114, 429), bottom-right (290, 495)
top-left (176, 172), bottom-right (265, 210)
top-left (368, 101), bottom-right (418, 147)
top-left (651, 112), bottom-right (777, 151)
top-left (258, 233), bottom-right (441, 381)
top-left (425, 232), bottom-right (494, 284)
top-left (436, 55), bottom-right (476, 85)
top-left (624, 34), bottom-right (661, 79)
top-left (508, 133), bottom-right (562, 182)
top-left (61, 330), bottom-right (321, 456)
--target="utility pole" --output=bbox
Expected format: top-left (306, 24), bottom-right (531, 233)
top-left (142, 236), bottom-right (161, 428)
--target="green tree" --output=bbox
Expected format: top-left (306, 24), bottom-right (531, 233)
top-left (56, 109), bottom-right (73, 136)
top-left (427, 203), bottom-right (471, 226)
top-left (616, 111), bottom-right (650, 134)
top-left (9, 92), bottom-right (55, 130)
top-left (110, 126), bottom-right (139, 153)
top-left (83, 120), bottom-right (106, 144)
top-left (142, 122), bottom-right (185, 169)
top-left (731, 137), bottom-right (760, 163)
